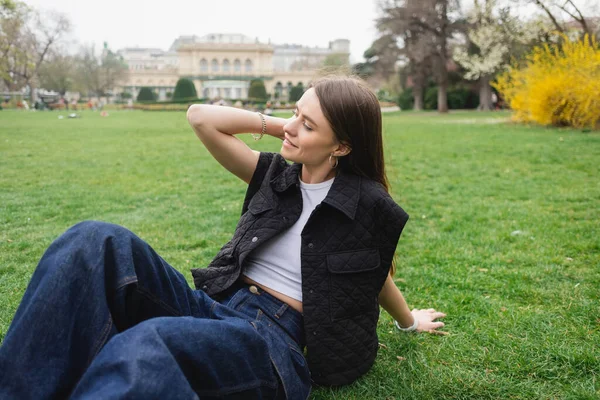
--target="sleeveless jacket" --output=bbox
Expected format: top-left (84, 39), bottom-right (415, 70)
top-left (192, 152), bottom-right (409, 386)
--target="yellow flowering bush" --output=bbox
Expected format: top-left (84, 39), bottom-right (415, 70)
top-left (494, 35), bottom-right (600, 130)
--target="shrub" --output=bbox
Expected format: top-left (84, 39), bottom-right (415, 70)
top-left (289, 84), bottom-right (305, 102)
top-left (173, 78), bottom-right (197, 100)
top-left (424, 87), bottom-right (438, 110)
top-left (494, 34), bottom-right (600, 130)
top-left (377, 89), bottom-right (398, 103)
top-left (397, 88), bottom-right (414, 110)
top-left (423, 86), bottom-right (479, 110)
top-left (137, 87), bottom-right (156, 102)
top-left (248, 79), bottom-right (268, 101)
top-left (448, 87), bottom-right (479, 109)
top-left (159, 97), bottom-right (207, 105)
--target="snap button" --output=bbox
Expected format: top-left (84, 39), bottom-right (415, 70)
top-left (249, 285), bottom-right (259, 294)
top-left (309, 289), bottom-right (314, 294)
top-left (308, 243), bottom-right (314, 249)
top-left (252, 237), bottom-right (258, 243)
top-left (202, 285), bottom-right (208, 290)
top-left (313, 331), bottom-right (318, 336)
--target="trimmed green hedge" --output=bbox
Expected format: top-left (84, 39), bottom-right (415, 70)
top-left (248, 79), bottom-right (268, 101)
top-left (173, 78), bottom-right (197, 100)
top-left (137, 87), bottom-right (156, 102)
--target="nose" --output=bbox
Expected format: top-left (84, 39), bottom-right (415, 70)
top-left (283, 117), bottom-right (298, 137)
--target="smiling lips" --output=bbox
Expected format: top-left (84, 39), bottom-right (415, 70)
top-left (283, 137), bottom-right (298, 148)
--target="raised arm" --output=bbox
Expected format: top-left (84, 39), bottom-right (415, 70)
top-left (187, 105), bottom-right (287, 184)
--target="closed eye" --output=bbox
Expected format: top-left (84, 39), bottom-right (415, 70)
top-left (293, 109), bottom-right (313, 131)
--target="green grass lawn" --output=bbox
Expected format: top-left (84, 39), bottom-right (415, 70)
top-left (1, 109), bottom-right (598, 399)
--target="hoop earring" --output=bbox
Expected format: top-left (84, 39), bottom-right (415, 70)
top-left (328, 153), bottom-right (338, 169)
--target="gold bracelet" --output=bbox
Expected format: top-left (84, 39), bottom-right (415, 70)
top-left (252, 112), bottom-right (266, 141)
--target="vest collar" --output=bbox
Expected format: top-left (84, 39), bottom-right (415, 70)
top-left (270, 163), bottom-right (360, 220)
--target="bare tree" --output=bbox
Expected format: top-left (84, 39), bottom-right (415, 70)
top-left (376, 0), bottom-right (461, 113)
top-left (524, 0), bottom-right (597, 41)
top-left (74, 43), bottom-right (128, 97)
top-left (37, 49), bottom-right (74, 95)
top-left (366, 34), bottom-right (402, 80)
top-left (420, 0), bottom-right (462, 113)
top-left (0, 2), bottom-right (70, 98)
top-left (376, 0), bottom-right (433, 111)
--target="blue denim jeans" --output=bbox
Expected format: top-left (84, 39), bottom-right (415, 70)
top-left (0, 221), bottom-right (311, 399)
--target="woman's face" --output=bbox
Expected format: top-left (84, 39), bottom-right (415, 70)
top-left (281, 88), bottom-right (342, 167)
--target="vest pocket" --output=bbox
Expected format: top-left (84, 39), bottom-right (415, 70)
top-left (326, 249), bottom-right (380, 321)
top-left (247, 190), bottom-right (274, 215)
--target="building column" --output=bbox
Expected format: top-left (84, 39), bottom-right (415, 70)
top-left (194, 80), bottom-right (202, 98)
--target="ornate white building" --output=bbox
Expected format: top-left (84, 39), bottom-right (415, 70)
top-left (117, 34), bottom-right (350, 101)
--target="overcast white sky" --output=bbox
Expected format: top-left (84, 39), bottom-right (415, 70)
top-left (25, 0), bottom-right (384, 63)
top-left (24, 0), bottom-right (597, 63)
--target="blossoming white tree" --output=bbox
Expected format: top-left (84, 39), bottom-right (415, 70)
top-left (453, 0), bottom-right (517, 110)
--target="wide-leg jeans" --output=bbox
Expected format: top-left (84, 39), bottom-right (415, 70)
top-left (0, 221), bottom-right (311, 399)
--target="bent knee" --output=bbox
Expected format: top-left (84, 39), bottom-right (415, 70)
top-left (69, 220), bottom-right (128, 238)
top-left (50, 221), bottom-right (137, 271)
top-left (62, 220), bottom-right (138, 249)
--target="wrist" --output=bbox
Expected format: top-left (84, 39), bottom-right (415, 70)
top-left (251, 112), bottom-right (267, 141)
top-left (265, 115), bottom-right (286, 140)
top-left (394, 315), bottom-right (418, 332)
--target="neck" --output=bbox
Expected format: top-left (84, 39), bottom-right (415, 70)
top-left (300, 164), bottom-right (336, 184)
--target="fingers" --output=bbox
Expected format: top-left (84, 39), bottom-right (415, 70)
top-left (424, 322), bottom-right (447, 335)
top-left (414, 309), bottom-right (447, 319)
top-left (428, 330), bottom-right (449, 336)
top-left (417, 321), bottom-right (445, 333)
top-left (426, 309), bottom-right (446, 316)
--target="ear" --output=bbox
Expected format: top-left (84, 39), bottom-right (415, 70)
top-left (333, 141), bottom-right (352, 157)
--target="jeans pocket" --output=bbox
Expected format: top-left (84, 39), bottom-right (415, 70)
top-left (225, 288), bottom-right (253, 312)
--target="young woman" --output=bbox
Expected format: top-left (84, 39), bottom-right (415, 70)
top-left (0, 75), bottom-right (445, 399)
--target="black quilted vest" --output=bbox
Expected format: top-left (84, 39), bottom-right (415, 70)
top-left (191, 152), bottom-right (409, 387)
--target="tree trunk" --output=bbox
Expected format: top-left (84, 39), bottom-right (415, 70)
top-left (28, 81), bottom-right (37, 103)
top-left (437, 80), bottom-right (448, 113)
top-left (436, 0), bottom-right (449, 114)
top-left (478, 75), bottom-right (492, 111)
top-left (413, 85), bottom-right (424, 111)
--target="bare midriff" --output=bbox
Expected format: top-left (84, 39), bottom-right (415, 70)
top-left (242, 275), bottom-right (304, 314)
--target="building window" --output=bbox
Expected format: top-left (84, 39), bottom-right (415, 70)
top-left (245, 59), bottom-right (253, 73)
top-left (200, 59), bottom-right (208, 73)
top-left (222, 59), bottom-right (230, 73)
top-left (234, 59), bottom-right (241, 72)
top-left (275, 82), bottom-right (283, 98)
top-left (211, 59), bottom-right (219, 73)
top-left (224, 88), bottom-right (231, 98)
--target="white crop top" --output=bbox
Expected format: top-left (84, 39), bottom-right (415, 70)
top-left (242, 176), bottom-right (334, 301)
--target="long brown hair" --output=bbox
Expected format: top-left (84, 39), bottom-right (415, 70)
top-left (310, 75), bottom-right (397, 275)
top-left (310, 75), bottom-right (390, 192)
